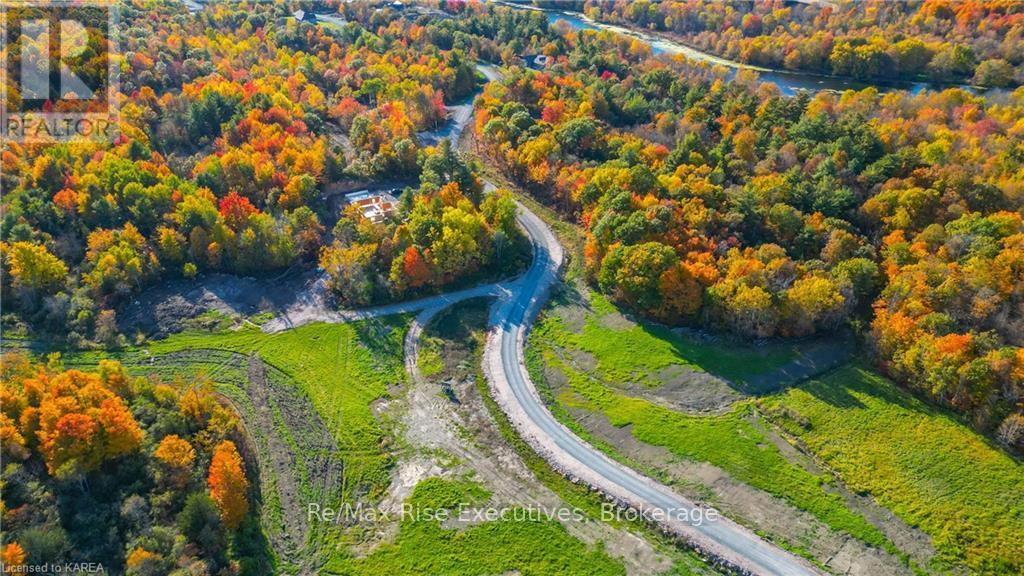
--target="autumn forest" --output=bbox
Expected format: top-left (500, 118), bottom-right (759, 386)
top-left (1, 1), bottom-right (1023, 575)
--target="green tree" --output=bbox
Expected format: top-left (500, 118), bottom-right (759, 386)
top-left (600, 242), bottom-right (679, 312)
top-left (420, 140), bottom-right (482, 203)
top-left (178, 493), bottom-right (226, 561)
top-left (973, 59), bottom-right (1015, 88)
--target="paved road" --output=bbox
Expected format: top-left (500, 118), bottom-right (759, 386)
top-left (416, 64), bottom-right (504, 147)
top-left (482, 201), bottom-right (823, 576)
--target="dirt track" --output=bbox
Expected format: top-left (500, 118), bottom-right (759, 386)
top-left (396, 303), bottom-right (674, 575)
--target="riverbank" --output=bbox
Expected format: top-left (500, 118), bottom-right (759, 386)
top-left (504, 1), bottom-right (986, 96)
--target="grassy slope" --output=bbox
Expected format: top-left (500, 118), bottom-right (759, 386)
top-left (533, 326), bottom-right (889, 551)
top-left (549, 292), bottom-right (801, 388)
top-left (532, 296), bottom-right (887, 549)
top-left (760, 366), bottom-right (1024, 574)
top-left (437, 298), bottom-right (723, 575)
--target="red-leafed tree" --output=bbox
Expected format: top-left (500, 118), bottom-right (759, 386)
top-left (218, 191), bottom-right (259, 230)
top-left (402, 246), bottom-right (433, 289)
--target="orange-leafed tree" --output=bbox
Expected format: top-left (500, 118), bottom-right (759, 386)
top-left (125, 548), bottom-right (162, 573)
top-left (208, 440), bottom-right (249, 530)
top-left (154, 433), bottom-right (196, 487)
top-left (1, 413), bottom-right (29, 461)
top-left (178, 383), bottom-right (238, 450)
top-left (1, 542), bottom-right (25, 570)
top-left (39, 412), bottom-right (101, 477)
top-left (402, 246), bottom-right (433, 289)
top-left (96, 397), bottom-right (144, 458)
top-left (154, 434), bottom-right (196, 469)
top-left (657, 262), bottom-right (704, 320)
top-left (6, 361), bottom-right (145, 478)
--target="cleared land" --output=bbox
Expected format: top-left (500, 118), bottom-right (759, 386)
top-left (47, 302), bottom-right (685, 576)
top-left (528, 286), bottom-right (1024, 575)
top-left (532, 340), bottom-right (891, 551)
top-left (367, 298), bottom-right (682, 576)
top-left (407, 298), bottom-right (732, 575)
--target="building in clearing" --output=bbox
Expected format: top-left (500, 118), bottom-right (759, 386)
top-left (521, 53), bottom-right (551, 70)
top-left (292, 9), bottom-right (317, 23)
top-left (344, 190), bottom-right (398, 223)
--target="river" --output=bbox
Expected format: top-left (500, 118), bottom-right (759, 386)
top-left (521, 4), bottom-right (978, 96)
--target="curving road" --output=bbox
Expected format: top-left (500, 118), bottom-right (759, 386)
top-left (482, 200), bottom-right (823, 576)
top-left (260, 183), bottom-right (824, 573)
top-left (263, 48), bottom-right (823, 572)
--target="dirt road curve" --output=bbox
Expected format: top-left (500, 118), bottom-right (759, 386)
top-left (261, 279), bottom-right (517, 333)
top-left (481, 201), bottom-right (824, 576)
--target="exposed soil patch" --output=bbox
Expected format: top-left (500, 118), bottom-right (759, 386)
top-left (639, 366), bottom-right (745, 414)
top-left (246, 354), bottom-right (309, 557)
top-left (551, 335), bottom-right (754, 415)
top-left (243, 352), bottom-right (347, 572)
top-left (118, 271), bottom-right (323, 338)
top-left (548, 286), bottom-right (593, 332)
top-left (596, 310), bottom-right (634, 331)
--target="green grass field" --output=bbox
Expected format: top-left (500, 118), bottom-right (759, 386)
top-left (534, 345), bottom-right (890, 551)
top-left (760, 366), bottom-right (1024, 574)
top-left (330, 477), bottom-right (626, 576)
